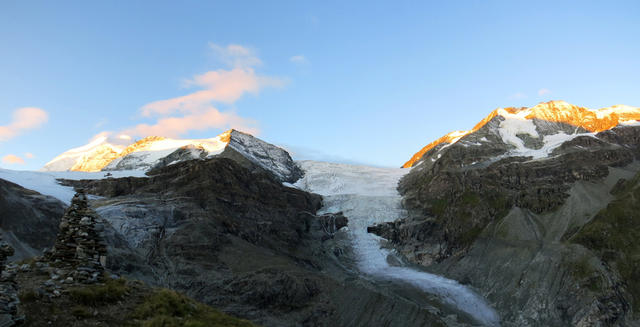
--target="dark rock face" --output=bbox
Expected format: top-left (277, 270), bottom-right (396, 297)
top-left (67, 157), bottom-right (321, 251)
top-left (0, 179), bottom-right (66, 260)
top-left (100, 129), bottom-right (304, 184)
top-left (570, 171), bottom-right (640, 323)
top-left (225, 129), bottom-right (304, 183)
top-left (373, 123), bottom-right (640, 325)
top-left (58, 157), bottom-right (449, 326)
top-left (0, 234), bottom-right (20, 326)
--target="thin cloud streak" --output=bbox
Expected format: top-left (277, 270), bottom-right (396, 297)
top-left (209, 43), bottom-right (262, 68)
top-left (141, 68), bottom-right (284, 117)
top-left (2, 154), bottom-right (26, 165)
top-left (538, 88), bottom-right (551, 96)
top-left (290, 55), bottom-right (308, 64)
top-left (0, 107), bottom-right (49, 142)
top-left (123, 108), bottom-right (259, 138)
top-left (122, 43), bottom-right (281, 139)
top-left (508, 92), bottom-right (527, 100)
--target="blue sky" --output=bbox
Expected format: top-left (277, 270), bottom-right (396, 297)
top-left (1, 1), bottom-right (639, 170)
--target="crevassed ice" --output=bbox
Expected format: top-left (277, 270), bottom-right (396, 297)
top-left (294, 160), bottom-right (500, 326)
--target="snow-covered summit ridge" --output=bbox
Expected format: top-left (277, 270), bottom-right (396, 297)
top-left (403, 101), bottom-right (640, 168)
top-left (42, 129), bottom-right (302, 183)
top-left (43, 133), bottom-right (228, 172)
top-left (42, 135), bottom-right (126, 172)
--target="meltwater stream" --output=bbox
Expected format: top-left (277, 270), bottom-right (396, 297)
top-left (294, 161), bottom-right (500, 326)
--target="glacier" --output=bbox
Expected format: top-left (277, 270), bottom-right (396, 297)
top-left (294, 160), bottom-right (501, 326)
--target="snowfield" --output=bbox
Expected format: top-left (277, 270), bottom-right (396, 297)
top-left (0, 169), bottom-right (146, 204)
top-left (294, 160), bottom-right (501, 326)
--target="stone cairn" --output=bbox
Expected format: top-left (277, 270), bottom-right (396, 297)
top-left (44, 189), bottom-right (107, 284)
top-left (0, 234), bottom-right (21, 326)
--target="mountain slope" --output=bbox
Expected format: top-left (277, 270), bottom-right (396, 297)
top-left (42, 135), bottom-right (125, 172)
top-left (402, 100), bottom-right (640, 168)
top-left (372, 101), bottom-right (640, 326)
top-left (0, 179), bottom-right (65, 260)
top-left (43, 129), bottom-right (303, 183)
top-left (56, 155), bottom-right (452, 327)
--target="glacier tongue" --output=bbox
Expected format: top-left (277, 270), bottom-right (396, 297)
top-left (294, 160), bottom-right (500, 326)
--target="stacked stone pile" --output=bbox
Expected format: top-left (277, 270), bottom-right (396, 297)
top-left (0, 235), bottom-right (21, 326)
top-left (45, 190), bottom-right (107, 284)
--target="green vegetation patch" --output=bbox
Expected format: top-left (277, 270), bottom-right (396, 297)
top-left (460, 192), bottom-right (480, 206)
top-left (429, 198), bottom-right (449, 216)
top-left (129, 289), bottom-right (255, 327)
top-left (568, 255), bottom-right (604, 293)
top-left (69, 278), bottom-right (129, 305)
top-left (572, 171), bottom-right (640, 314)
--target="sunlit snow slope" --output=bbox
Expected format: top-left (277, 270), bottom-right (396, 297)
top-left (403, 101), bottom-right (640, 168)
top-left (294, 161), bottom-right (500, 326)
top-left (0, 169), bottom-right (146, 204)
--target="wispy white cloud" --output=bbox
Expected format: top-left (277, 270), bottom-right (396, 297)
top-left (290, 55), bottom-right (308, 65)
top-left (2, 154), bottom-right (25, 165)
top-left (94, 118), bottom-right (108, 129)
top-left (508, 92), bottom-right (527, 100)
top-left (538, 88), bottom-right (551, 96)
top-left (141, 68), bottom-right (283, 117)
top-left (0, 107), bottom-right (49, 142)
top-left (119, 43), bottom-right (283, 139)
top-left (123, 109), bottom-right (258, 138)
top-left (209, 43), bottom-right (262, 69)
top-left (24, 152), bottom-right (34, 159)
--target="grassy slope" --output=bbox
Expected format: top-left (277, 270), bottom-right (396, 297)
top-left (18, 275), bottom-right (255, 327)
top-left (571, 171), bottom-right (640, 315)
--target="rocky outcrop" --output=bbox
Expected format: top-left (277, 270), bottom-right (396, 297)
top-left (0, 179), bottom-right (65, 260)
top-left (373, 102), bottom-right (640, 326)
top-left (570, 170), bottom-right (640, 324)
top-left (223, 129), bottom-right (304, 183)
top-left (45, 129), bottom-right (304, 183)
top-left (402, 101), bottom-right (640, 168)
top-left (56, 155), bottom-right (455, 326)
top-left (0, 235), bottom-right (21, 326)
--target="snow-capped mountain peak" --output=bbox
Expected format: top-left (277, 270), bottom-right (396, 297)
top-left (42, 135), bottom-right (126, 172)
top-left (42, 129), bottom-right (303, 183)
top-left (403, 101), bottom-right (640, 168)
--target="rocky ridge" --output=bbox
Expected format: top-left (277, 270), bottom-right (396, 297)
top-left (42, 129), bottom-right (303, 183)
top-left (0, 179), bottom-right (66, 260)
top-left (60, 155), bottom-right (456, 326)
top-left (371, 101), bottom-right (640, 326)
top-left (402, 100), bottom-right (640, 168)
top-left (0, 235), bottom-right (21, 326)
